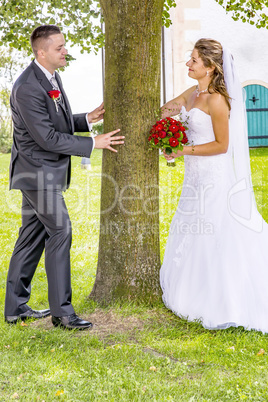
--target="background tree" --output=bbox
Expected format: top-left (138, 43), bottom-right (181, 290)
top-left (0, 0), bottom-right (103, 54)
top-left (0, 48), bottom-right (28, 152)
top-left (89, 0), bottom-right (165, 304)
top-left (0, 0), bottom-right (174, 54)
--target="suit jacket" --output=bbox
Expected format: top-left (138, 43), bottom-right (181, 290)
top-left (9, 60), bottom-right (94, 191)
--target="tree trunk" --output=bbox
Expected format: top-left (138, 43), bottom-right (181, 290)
top-left (90, 0), bottom-right (164, 304)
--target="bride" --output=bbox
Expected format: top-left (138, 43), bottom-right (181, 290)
top-left (160, 38), bottom-right (268, 333)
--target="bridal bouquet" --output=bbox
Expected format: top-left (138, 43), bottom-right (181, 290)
top-left (148, 116), bottom-right (188, 166)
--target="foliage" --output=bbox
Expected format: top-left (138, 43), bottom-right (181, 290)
top-left (1, 150), bottom-right (268, 400)
top-left (0, 0), bottom-right (176, 55)
top-left (162, 0), bottom-right (177, 28)
top-left (92, 121), bottom-right (103, 135)
top-left (0, 116), bottom-right (12, 153)
top-left (0, 86), bottom-right (9, 111)
top-left (0, 0), bottom-right (104, 55)
top-left (0, 47), bottom-right (28, 83)
top-left (0, 47), bottom-right (29, 153)
top-left (0, 0), bottom-right (266, 58)
top-left (215, 0), bottom-right (268, 28)
top-left (0, 84), bottom-right (12, 153)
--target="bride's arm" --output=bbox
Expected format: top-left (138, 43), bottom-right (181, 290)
top-left (166, 94), bottom-right (229, 158)
top-left (161, 86), bottom-right (196, 118)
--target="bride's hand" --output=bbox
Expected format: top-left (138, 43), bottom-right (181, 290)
top-left (163, 150), bottom-right (183, 160)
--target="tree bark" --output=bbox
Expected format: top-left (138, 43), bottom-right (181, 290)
top-left (90, 0), bottom-right (164, 304)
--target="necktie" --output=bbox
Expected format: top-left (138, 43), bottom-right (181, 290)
top-left (50, 76), bottom-right (59, 90)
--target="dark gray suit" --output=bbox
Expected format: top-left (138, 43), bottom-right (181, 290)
top-left (5, 60), bottom-right (93, 317)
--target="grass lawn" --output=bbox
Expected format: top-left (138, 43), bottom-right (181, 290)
top-left (1, 149), bottom-right (268, 401)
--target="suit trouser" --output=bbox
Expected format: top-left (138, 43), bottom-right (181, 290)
top-left (5, 189), bottom-right (75, 317)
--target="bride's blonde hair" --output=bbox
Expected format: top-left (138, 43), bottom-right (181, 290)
top-left (194, 38), bottom-right (231, 110)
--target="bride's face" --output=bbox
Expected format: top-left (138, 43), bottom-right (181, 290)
top-left (186, 48), bottom-right (208, 80)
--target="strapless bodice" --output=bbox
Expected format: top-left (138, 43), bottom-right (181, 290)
top-left (180, 105), bottom-right (215, 145)
top-left (179, 106), bottom-right (234, 187)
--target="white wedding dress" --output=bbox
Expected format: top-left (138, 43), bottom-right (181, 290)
top-left (160, 105), bottom-right (268, 333)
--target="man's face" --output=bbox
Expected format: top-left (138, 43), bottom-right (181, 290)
top-left (37, 33), bottom-right (68, 72)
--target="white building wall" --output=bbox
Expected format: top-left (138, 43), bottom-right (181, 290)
top-left (164, 0), bottom-right (268, 102)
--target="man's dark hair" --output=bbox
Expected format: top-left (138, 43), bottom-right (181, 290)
top-left (30, 25), bottom-right (61, 56)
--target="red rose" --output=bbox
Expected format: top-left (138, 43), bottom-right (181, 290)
top-left (173, 131), bottom-right (182, 139)
top-left (166, 117), bottom-right (175, 123)
top-left (159, 130), bottom-right (167, 139)
top-left (169, 138), bottom-right (179, 147)
top-left (48, 90), bottom-right (61, 99)
top-left (169, 124), bottom-right (179, 133)
top-left (181, 133), bottom-right (188, 144)
top-left (155, 123), bottom-right (164, 131)
top-left (154, 138), bottom-right (159, 145)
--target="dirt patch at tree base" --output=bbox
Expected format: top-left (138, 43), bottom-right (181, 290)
top-left (30, 309), bottom-right (145, 339)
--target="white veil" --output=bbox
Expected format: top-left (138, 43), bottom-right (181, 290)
top-left (223, 48), bottom-right (263, 232)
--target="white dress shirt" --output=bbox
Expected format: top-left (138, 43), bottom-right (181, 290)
top-left (34, 59), bottom-right (95, 149)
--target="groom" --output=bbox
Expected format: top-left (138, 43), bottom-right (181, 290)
top-left (4, 25), bottom-right (124, 330)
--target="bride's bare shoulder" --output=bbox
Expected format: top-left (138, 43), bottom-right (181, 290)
top-left (208, 93), bottom-right (229, 112)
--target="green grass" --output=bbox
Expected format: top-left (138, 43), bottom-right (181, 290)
top-left (1, 149), bottom-right (268, 401)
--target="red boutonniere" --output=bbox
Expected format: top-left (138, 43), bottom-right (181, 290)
top-left (48, 90), bottom-right (61, 112)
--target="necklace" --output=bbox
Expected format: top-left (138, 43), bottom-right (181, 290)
top-left (196, 85), bottom-right (208, 97)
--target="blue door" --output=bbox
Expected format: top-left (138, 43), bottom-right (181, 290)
top-left (244, 84), bottom-right (268, 147)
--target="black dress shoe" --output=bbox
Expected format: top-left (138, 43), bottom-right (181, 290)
top-left (5, 308), bottom-right (51, 324)
top-left (52, 313), bottom-right (93, 330)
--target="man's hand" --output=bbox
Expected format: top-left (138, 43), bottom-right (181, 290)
top-left (94, 129), bottom-right (124, 153)
top-left (87, 102), bottom-right (105, 123)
